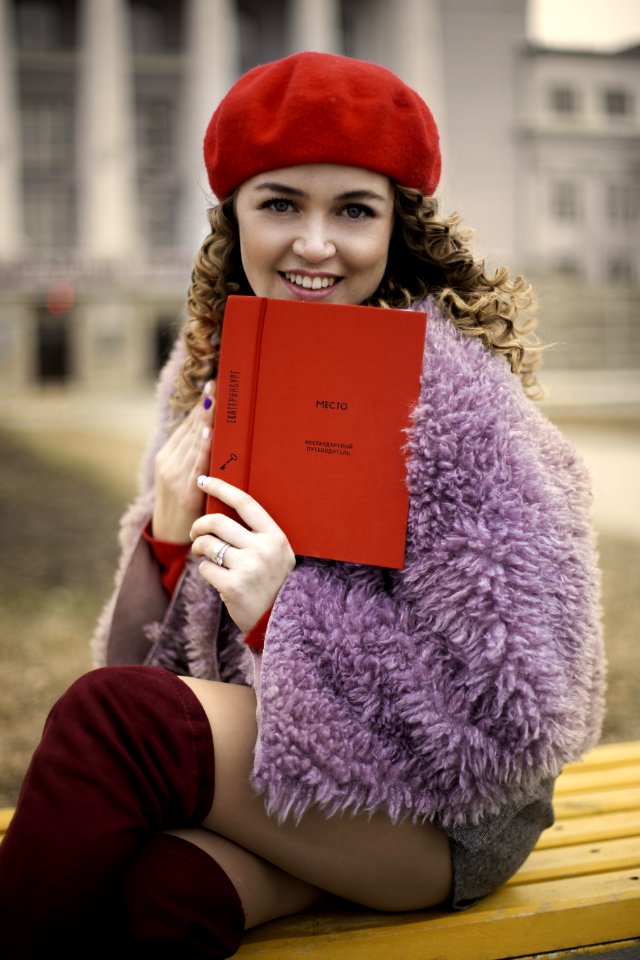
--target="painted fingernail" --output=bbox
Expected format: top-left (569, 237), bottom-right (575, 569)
top-left (197, 475), bottom-right (210, 486)
top-left (202, 426), bottom-right (211, 441)
top-left (203, 396), bottom-right (213, 410)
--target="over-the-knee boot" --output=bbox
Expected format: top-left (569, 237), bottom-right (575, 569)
top-left (0, 665), bottom-right (215, 956)
top-left (118, 834), bottom-right (245, 958)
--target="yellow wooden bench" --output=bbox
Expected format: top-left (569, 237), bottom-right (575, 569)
top-left (2, 739), bottom-right (639, 958)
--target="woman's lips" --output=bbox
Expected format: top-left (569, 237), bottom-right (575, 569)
top-left (284, 271), bottom-right (337, 290)
top-left (279, 271), bottom-right (342, 300)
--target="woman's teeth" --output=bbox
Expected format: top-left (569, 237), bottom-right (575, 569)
top-left (285, 273), bottom-right (336, 290)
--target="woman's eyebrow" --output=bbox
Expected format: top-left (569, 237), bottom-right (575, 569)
top-left (253, 182), bottom-right (307, 197)
top-left (253, 183), bottom-right (387, 203)
top-left (334, 189), bottom-right (387, 202)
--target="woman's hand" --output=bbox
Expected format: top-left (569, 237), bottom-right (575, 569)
top-left (190, 476), bottom-right (296, 634)
top-left (152, 382), bottom-right (216, 543)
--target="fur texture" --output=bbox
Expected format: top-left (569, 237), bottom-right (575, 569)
top-left (92, 300), bottom-right (605, 831)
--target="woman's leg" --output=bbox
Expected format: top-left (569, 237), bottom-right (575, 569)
top-left (0, 664), bottom-right (450, 956)
top-left (181, 677), bottom-right (453, 912)
top-left (0, 666), bottom-right (216, 955)
top-left (121, 829), bottom-right (322, 935)
top-left (114, 675), bottom-right (451, 956)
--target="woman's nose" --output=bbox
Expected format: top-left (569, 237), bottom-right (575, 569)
top-left (292, 221), bottom-right (336, 261)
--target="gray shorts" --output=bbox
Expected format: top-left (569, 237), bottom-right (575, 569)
top-left (446, 778), bottom-right (556, 909)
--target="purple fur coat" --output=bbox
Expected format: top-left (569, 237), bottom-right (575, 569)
top-left (92, 299), bottom-right (605, 831)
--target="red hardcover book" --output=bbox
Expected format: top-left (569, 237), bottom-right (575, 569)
top-left (206, 296), bottom-right (427, 568)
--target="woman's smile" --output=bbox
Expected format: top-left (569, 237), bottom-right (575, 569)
top-left (279, 270), bottom-right (341, 300)
top-left (234, 164), bottom-right (395, 306)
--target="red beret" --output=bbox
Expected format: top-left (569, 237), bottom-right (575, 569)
top-left (204, 51), bottom-right (441, 199)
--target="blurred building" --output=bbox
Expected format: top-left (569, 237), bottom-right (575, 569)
top-left (518, 43), bottom-right (640, 372)
top-left (0, 0), bottom-right (638, 394)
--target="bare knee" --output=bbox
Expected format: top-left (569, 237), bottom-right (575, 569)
top-left (169, 828), bottom-right (322, 930)
top-left (179, 677), bottom-right (453, 913)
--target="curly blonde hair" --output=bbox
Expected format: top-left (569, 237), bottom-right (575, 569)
top-left (172, 185), bottom-right (543, 418)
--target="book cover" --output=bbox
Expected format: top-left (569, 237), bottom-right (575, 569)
top-left (206, 295), bottom-right (427, 568)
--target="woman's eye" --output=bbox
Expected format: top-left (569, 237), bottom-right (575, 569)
top-left (265, 198), bottom-right (293, 214)
top-left (342, 204), bottom-right (372, 220)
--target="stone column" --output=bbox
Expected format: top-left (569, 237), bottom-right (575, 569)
top-left (385, 0), bottom-right (447, 194)
top-left (289, 0), bottom-right (341, 53)
top-left (0, 0), bottom-right (23, 255)
top-left (178, 0), bottom-right (239, 251)
top-left (77, 0), bottom-right (137, 257)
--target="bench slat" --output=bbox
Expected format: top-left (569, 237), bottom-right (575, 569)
top-left (508, 834), bottom-right (640, 884)
top-left (555, 764), bottom-right (640, 795)
top-left (518, 940), bottom-right (640, 960)
top-left (536, 808), bottom-right (640, 848)
top-left (563, 741), bottom-right (640, 773)
top-left (237, 869), bottom-right (640, 959)
top-left (554, 786), bottom-right (640, 819)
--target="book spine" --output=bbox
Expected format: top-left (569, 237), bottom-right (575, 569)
top-left (206, 296), bottom-right (266, 517)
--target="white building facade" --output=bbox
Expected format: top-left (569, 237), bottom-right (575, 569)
top-left (517, 44), bottom-right (640, 370)
top-left (0, 0), bottom-right (637, 393)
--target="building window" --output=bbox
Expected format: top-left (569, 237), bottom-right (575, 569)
top-left (13, 0), bottom-right (78, 51)
top-left (132, 28), bottom-right (182, 250)
top-left (607, 256), bottom-right (636, 285)
top-left (551, 181), bottom-right (582, 222)
top-left (138, 187), bottom-right (177, 248)
top-left (607, 183), bottom-right (640, 224)
top-left (237, 0), bottom-right (290, 74)
top-left (555, 257), bottom-right (583, 278)
top-left (136, 97), bottom-right (173, 173)
top-left (24, 183), bottom-right (76, 248)
top-left (129, 0), bottom-right (184, 53)
top-left (603, 88), bottom-right (634, 117)
top-left (153, 315), bottom-right (179, 374)
top-left (21, 96), bottom-right (75, 173)
top-left (342, 0), bottom-right (368, 57)
top-left (550, 85), bottom-right (580, 115)
top-left (36, 307), bottom-right (72, 382)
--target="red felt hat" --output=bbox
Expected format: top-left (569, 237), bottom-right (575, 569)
top-left (204, 51), bottom-right (441, 199)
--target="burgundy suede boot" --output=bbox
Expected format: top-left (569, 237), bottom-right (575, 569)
top-left (118, 834), bottom-right (245, 958)
top-left (0, 666), bottom-right (215, 956)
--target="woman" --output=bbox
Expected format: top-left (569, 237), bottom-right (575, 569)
top-left (0, 52), bottom-right (604, 958)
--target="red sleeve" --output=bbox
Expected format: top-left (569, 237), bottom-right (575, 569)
top-left (243, 607), bottom-right (272, 653)
top-left (144, 520), bottom-right (271, 647)
top-left (142, 520), bottom-right (190, 596)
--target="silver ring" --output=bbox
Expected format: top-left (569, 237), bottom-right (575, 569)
top-left (213, 541), bottom-right (231, 567)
